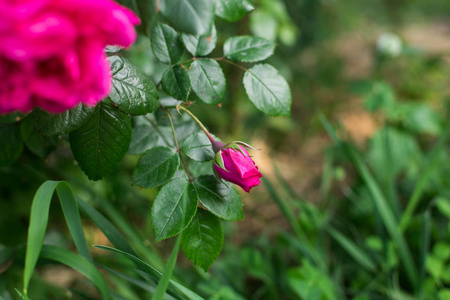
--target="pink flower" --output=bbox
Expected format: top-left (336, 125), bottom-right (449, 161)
top-left (0, 0), bottom-right (140, 114)
top-left (212, 142), bottom-right (263, 193)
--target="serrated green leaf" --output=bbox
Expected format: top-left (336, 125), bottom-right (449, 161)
top-left (190, 59), bottom-right (226, 105)
top-left (132, 146), bottom-right (180, 188)
top-left (20, 116), bottom-right (58, 158)
top-left (195, 175), bottom-right (243, 220)
top-left (181, 209), bottom-right (223, 271)
top-left (224, 36), bottom-right (275, 63)
top-left (109, 56), bottom-right (159, 115)
top-left (151, 178), bottom-right (198, 241)
top-left (181, 25), bottom-right (217, 56)
top-left (243, 64), bottom-right (291, 117)
top-left (161, 65), bottom-right (191, 101)
top-left (128, 123), bottom-right (159, 155)
top-left (215, 0), bottom-right (254, 22)
top-left (160, 0), bottom-right (214, 35)
top-left (151, 23), bottom-right (184, 64)
top-left (32, 104), bottom-right (95, 136)
top-left (69, 100), bottom-right (132, 181)
top-left (182, 131), bottom-right (214, 161)
top-left (0, 123), bottom-right (23, 166)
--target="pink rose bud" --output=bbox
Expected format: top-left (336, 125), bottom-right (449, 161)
top-left (0, 0), bottom-right (140, 114)
top-left (212, 141), bottom-right (263, 193)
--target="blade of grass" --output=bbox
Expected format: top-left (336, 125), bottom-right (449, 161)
top-left (152, 235), bottom-right (181, 300)
top-left (76, 197), bottom-right (137, 256)
top-left (262, 178), bottom-right (323, 268)
top-left (319, 113), bottom-right (418, 286)
top-left (327, 227), bottom-right (376, 272)
top-left (40, 245), bottom-right (109, 299)
top-left (418, 208), bottom-right (431, 300)
top-left (23, 181), bottom-right (91, 299)
top-left (94, 245), bottom-right (204, 300)
top-left (400, 121), bottom-right (450, 232)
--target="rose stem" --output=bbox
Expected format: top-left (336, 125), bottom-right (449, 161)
top-left (163, 107), bottom-right (194, 183)
top-left (177, 105), bottom-right (216, 144)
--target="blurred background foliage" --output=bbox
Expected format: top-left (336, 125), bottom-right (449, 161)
top-left (2, 0), bottom-right (450, 299)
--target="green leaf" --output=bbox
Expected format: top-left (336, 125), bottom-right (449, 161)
top-left (182, 131), bottom-right (214, 161)
top-left (128, 122), bottom-right (159, 155)
top-left (40, 245), bottom-right (109, 300)
top-left (69, 100), bottom-right (132, 181)
top-left (23, 181), bottom-right (91, 298)
top-left (195, 175), bottom-right (243, 221)
top-left (189, 59), bottom-right (226, 105)
top-left (0, 123), bottom-right (23, 166)
top-left (132, 146), bottom-right (180, 188)
top-left (215, 0), bottom-right (254, 22)
top-left (0, 112), bottom-right (25, 124)
top-left (94, 245), bottom-right (205, 300)
top-left (181, 209), bottom-right (223, 271)
top-left (109, 56), bottom-right (159, 115)
top-left (243, 64), bottom-right (291, 117)
top-left (181, 25), bottom-right (217, 56)
top-left (161, 65), bottom-right (191, 101)
top-left (32, 104), bottom-right (95, 136)
top-left (152, 235), bottom-right (181, 300)
top-left (159, 0), bottom-right (214, 36)
top-left (224, 36), bottom-right (275, 63)
top-left (327, 227), bottom-right (376, 272)
top-left (20, 116), bottom-right (58, 158)
top-left (151, 178), bottom-right (198, 241)
top-left (151, 23), bottom-right (184, 65)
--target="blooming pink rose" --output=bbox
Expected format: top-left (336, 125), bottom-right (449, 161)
top-left (0, 0), bottom-right (140, 114)
top-left (213, 142), bottom-right (263, 193)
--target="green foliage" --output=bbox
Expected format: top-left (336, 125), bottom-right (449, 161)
top-left (109, 56), bottom-right (160, 115)
top-left (181, 209), bottom-right (224, 271)
top-left (161, 65), bottom-right (192, 100)
top-left (243, 64), bottom-right (292, 116)
top-left (182, 131), bottom-right (215, 161)
top-left (151, 178), bottom-right (198, 241)
top-left (224, 36), bottom-right (275, 63)
top-left (0, 123), bottom-right (23, 166)
top-left (181, 25), bottom-right (217, 57)
top-left (132, 146), bottom-right (180, 188)
top-left (189, 59), bottom-right (226, 105)
top-left (69, 100), bottom-right (132, 180)
top-left (151, 23), bottom-right (184, 65)
top-left (215, 0), bottom-right (255, 22)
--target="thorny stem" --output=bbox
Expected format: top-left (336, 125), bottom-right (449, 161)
top-left (177, 105), bottom-right (216, 144)
top-left (163, 108), bottom-right (194, 182)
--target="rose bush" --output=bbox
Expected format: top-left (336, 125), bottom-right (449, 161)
top-left (0, 0), bottom-right (139, 114)
top-left (212, 142), bottom-right (263, 193)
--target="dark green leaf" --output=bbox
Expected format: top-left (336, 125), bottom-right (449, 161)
top-left (128, 122), bottom-right (159, 155)
top-left (243, 64), bottom-right (291, 117)
top-left (215, 0), bottom-right (254, 22)
top-left (182, 131), bottom-right (214, 161)
top-left (20, 116), bottom-right (58, 158)
top-left (23, 181), bottom-right (91, 297)
top-left (69, 100), bottom-right (132, 181)
top-left (132, 146), bottom-right (180, 188)
top-left (151, 178), bottom-right (198, 241)
top-left (161, 65), bottom-right (191, 100)
top-left (40, 245), bottom-right (109, 300)
top-left (189, 59), bottom-right (226, 105)
top-left (195, 175), bottom-right (243, 220)
top-left (0, 123), bottom-right (23, 166)
top-left (109, 56), bottom-right (159, 115)
top-left (224, 36), bottom-right (275, 63)
top-left (159, 0), bottom-right (214, 35)
top-left (181, 25), bottom-right (217, 56)
top-left (181, 209), bottom-right (223, 271)
top-left (0, 112), bottom-right (25, 124)
top-left (32, 104), bottom-right (95, 136)
top-left (151, 23), bottom-right (184, 64)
